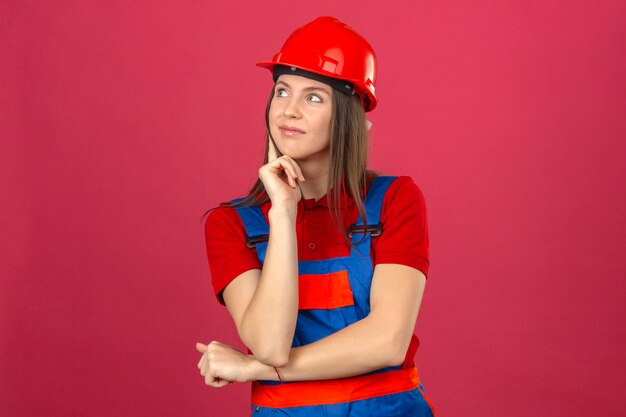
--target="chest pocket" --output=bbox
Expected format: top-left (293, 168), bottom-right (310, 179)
top-left (298, 270), bottom-right (354, 310)
top-left (290, 263), bottom-right (363, 347)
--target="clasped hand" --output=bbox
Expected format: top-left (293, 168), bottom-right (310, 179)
top-left (196, 341), bottom-right (258, 388)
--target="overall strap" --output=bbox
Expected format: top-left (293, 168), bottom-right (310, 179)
top-left (230, 198), bottom-right (270, 263)
top-left (350, 175), bottom-right (397, 253)
top-left (348, 176), bottom-right (403, 377)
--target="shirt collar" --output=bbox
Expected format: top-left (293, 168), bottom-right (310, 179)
top-left (301, 192), bottom-right (354, 209)
top-left (300, 176), bottom-right (370, 209)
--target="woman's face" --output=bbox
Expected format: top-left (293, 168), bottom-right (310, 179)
top-left (268, 74), bottom-right (333, 162)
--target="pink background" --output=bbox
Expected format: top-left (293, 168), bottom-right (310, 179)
top-left (2, 1), bottom-right (625, 416)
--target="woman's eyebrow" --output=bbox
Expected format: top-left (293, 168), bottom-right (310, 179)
top-left (275, 80), bottom-right (330, 95)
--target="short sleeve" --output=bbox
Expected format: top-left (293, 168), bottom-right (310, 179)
top-left (372, 176), bottom-right (430, 278)
top-left (204, 205), bottom-right (262, 305)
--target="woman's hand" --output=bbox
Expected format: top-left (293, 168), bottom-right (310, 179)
top-left (258, 138), bottom-right (305, 206)
top-left (196, 341), bottom-right (259, 387)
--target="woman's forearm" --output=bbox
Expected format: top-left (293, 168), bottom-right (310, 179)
top-left (248, 313), bottom-right (401, 382)
top-left (239, 204), bottom-right (299, 366)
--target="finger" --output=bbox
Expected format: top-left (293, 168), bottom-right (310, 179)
top-left (280, 155), bottom-right (305, 182)
top-left (268, 136), bottom-right (279, 161)
top-left (296, 166), bottom-right (305, 181)
top-left (205, 376), bottom-right (230, 388)
top-left (205, 366), bottom-right (222, 387)
top-left (199, 354), bottom-right (205, 375)
top-left (266, 158), bottom-right (297, 188)
top-left (285, 161), bottom-right (299, 187)
top-left (275, 157), bottom-right (299, 187)
top-left (215, 379), bottom-right (230, 388)
top-left (205, 373), bottom-right (219, 387)
top-left (196, 342), bottom-right (207, 353)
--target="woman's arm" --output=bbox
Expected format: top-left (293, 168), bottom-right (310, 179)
top-left (247, 264), bottom-right (426, 381)
top-left (221, 144), bottom-right (305, 368)
top-left (223, 204), bottom-right (299, 367)
top-left (197, 264), bottom-right (425, 386)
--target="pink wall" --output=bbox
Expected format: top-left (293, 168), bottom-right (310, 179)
top-left (1, 1), bottom-right (625, 416)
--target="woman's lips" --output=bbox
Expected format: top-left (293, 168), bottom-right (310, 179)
top-left (280, 126), bottom-right (305, 136)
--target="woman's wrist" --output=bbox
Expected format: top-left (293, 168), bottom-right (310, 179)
top-left (246, 355), bottom-right (282, 382)
top-left (268, 204), bottom-right (297, 225)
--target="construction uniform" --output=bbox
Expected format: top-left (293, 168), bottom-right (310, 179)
top-left (205, 175), bottom-right (435, 416)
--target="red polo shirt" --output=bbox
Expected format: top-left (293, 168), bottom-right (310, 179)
top-left (204, 175), bottom-right (429, 306)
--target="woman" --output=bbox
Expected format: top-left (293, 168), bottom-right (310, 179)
top-left (197, 16), bottom-right (435, 416)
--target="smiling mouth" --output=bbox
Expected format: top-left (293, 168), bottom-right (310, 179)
top-left (280, 127), bottom-right (305, 136)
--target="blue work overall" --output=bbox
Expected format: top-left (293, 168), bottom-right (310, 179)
top-left (232, 176), bottom-right (435, 417)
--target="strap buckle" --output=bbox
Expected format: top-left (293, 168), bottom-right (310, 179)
top-left (348, 224), bottom-right (382, 238)
top-left (246, 234), bottom-right (269, 248)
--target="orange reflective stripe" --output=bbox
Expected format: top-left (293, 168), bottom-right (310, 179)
top-left (298, 270), bottom-right (354, 310)
top-left (251, 366), bottom-right (420, 408)
top-left (417, 383), bottom-right (437, 416)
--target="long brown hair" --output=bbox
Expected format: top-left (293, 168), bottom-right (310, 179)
top-left (203, 81), bottom-right (380, 246)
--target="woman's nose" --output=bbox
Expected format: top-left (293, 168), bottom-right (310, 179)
top-left (283, 98), bottom-right (302, 118)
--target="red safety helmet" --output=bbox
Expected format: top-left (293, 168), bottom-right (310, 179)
top-left (257, 16), bottom-right (378, 112)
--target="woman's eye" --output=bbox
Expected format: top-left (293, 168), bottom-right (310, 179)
top-left (274, 89), bottom-right (322, 102)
